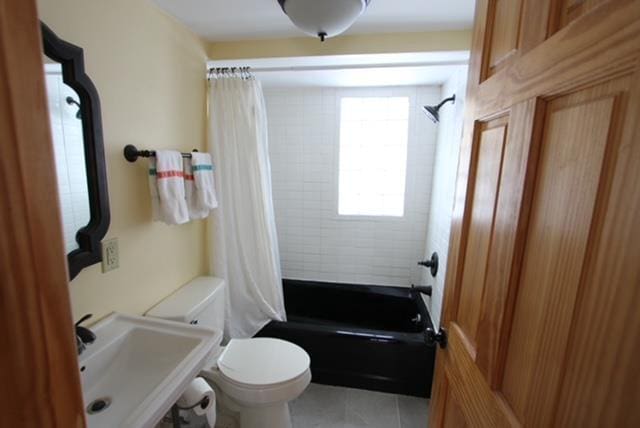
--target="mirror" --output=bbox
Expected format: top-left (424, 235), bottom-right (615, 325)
top-left (44, 63), bottom-right (90, 253)
top-left (41, 23), bottom-right (110, 280)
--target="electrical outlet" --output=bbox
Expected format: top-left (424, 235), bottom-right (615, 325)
top-left (101, 238), bottom-right (119, 273)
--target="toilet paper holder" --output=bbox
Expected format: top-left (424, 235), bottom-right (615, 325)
top-left (169, 396), bottom-right (210, 428)
top-left (177, 395), bottom-right (210, 411)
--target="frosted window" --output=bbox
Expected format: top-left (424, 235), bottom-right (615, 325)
top-left (338, 97), bottom-right (409, 217)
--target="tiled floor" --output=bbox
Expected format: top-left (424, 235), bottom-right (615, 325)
top-left (290, 383), bottom-right (429, 428)
top-left (163, 383), bottom-right (429, 428)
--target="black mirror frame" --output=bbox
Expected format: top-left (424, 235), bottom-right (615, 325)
top-left (41, 22), bottom-right (110, 280)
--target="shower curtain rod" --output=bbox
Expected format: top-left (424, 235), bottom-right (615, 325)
top-left (207, 59), bottom-right (467, 75)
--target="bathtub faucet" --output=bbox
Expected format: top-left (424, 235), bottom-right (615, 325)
top-left (418, 252), bottom-right (439, 277)
top-left (411, 284), bottom-right (432, 297)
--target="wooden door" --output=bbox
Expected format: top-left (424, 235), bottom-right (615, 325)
top-left (430, 0), bottom-right (640, 426)
top-left (0, 0), bottom-right (86, 426)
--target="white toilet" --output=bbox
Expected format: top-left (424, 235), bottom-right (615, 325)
top-left (146, 276), bottom-right (311, 428)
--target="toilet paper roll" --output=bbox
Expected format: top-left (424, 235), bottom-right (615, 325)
top-left (178, 377), bottom-right (216, 427)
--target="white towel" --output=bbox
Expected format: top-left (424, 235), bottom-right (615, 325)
top-left (155, 150), bottom-right (189, 225)
top-left (183, 157), bottom-right (209, 220)
top-left (191, 152), bottom-right (218, 212)
top-left (147, 157), bottom-right (162, 221)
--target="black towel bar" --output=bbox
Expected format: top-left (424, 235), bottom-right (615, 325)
top-left (123, 144), bottom-right (198, 163)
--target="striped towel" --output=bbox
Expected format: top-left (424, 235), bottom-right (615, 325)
top-left (191, 152), bottom-right (218, 213)
top-left (183, 157), bottom-right (209, 220)
top-left (154, 150), bottom-right (189, 225)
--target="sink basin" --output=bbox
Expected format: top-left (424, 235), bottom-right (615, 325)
top-left (78, 313), bottom-right (222, 428)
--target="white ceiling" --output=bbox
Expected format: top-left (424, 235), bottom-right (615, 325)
top-left (208, 51), bottom-right (469, 88)
top-left (153, 0), bottom-right (476, 41)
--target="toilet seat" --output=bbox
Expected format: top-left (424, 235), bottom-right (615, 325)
top-left (217, 338), bottom-right (310, 387)
top-left (199, 337), bottom-right (312, 408)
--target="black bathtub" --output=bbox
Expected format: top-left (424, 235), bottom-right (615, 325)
top-left (255, 279), bottom-right (436, 397)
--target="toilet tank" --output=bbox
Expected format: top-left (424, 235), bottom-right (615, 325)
top-left (146, 276), bottom-right (226, 331)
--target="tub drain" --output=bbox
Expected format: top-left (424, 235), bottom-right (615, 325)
top-left (87, 397), bottom-right (111, 414)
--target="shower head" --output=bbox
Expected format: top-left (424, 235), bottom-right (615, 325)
top-left (423, 105), bottom-right (440, 123)
top-left (422, 94), bottom-right (456, 123)
top-left (66, 96), bottom-right (82, 120)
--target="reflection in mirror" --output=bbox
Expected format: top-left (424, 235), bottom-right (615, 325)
top-left (44, 61), bottom-right (91, 253)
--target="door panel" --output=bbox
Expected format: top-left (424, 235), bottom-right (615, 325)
top-left (482, 0), bottom-right (558, 79)
top-left (457, 117), bottom-right (508, 347)
top-left (443, 382), bottom-right (469, 428)
top-left (430, 1), bottom-right (640, 426)
top-left (445, 324), bottom-right (519, 426)
top-left (484, 0), bottom-right (523, 78)
top-left (502, 80), bottom-right (624, 426)
top-left (552, 75), bottom-right (640, 427)
top-left (475, 0), bottom-right (640, 119)
top-left (475, 99), bottom-right (543, 387)
top-left (554, 0), bottom-right (609, 31)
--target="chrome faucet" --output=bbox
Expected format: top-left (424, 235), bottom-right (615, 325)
top-left (75, 314), bottom-right (96, 355)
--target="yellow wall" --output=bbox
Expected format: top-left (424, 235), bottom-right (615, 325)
top-left (208, 30), bottom-right (472, 59)
top-left (35, 1), bottom-right (469, 322)
top-left (37, 0), bottom-right (209, 321)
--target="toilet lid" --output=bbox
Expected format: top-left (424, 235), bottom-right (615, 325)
top-left (217, 338), bottom-right (310, 386)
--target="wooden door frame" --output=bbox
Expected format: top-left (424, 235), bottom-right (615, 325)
top-left (0, 0), bottom-right (86, 426)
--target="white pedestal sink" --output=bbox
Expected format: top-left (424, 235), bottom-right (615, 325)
top-left (77, 313), bottom-right (222, 428)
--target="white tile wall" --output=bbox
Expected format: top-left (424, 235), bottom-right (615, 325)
top-left (265, 86), bottom-right (441, 287)
top-left (420, 67), bottom-right (468, 327)
top-left (45, 72), bottom-right (91, 253)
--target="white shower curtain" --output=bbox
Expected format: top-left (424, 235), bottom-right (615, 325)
top-left (208, 74), bottom-right (286, 339)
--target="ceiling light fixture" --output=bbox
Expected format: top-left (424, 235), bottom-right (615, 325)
top-left (277, 0), bottom-right (371, 42)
